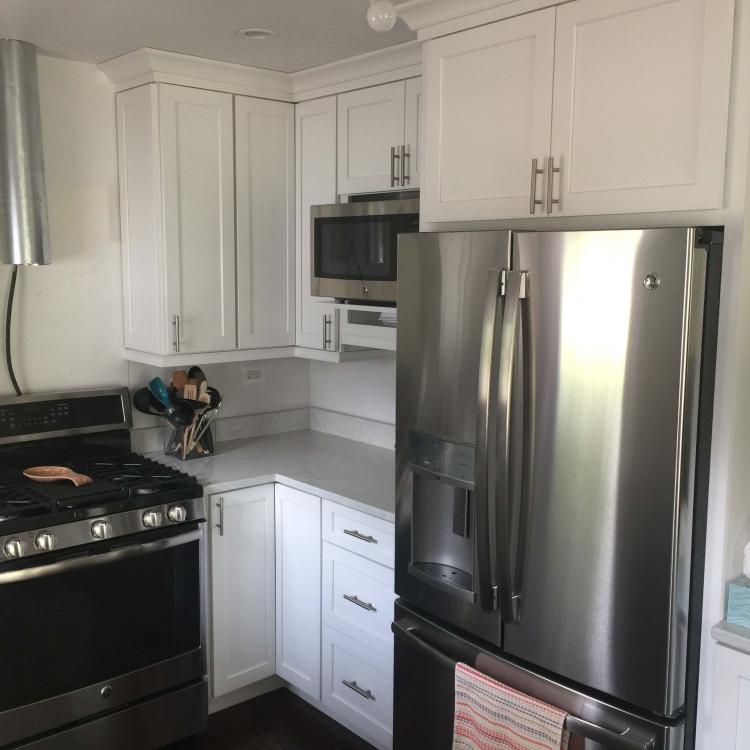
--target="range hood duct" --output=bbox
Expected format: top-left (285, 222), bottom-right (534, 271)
top-left (0, 39), bottom-right (49, 266)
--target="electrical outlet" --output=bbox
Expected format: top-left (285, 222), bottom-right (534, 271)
top-left (241, 366), bottom-right (265, 385)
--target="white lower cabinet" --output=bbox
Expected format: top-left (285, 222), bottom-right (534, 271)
top-left (209, 481), bottom-right (394, 746)
top-left (275, 485), bottom-right (322, 698)
top-left (322, 625), bottom-right (394, 749)
top-left (210, 485), bottom-right (275, 698)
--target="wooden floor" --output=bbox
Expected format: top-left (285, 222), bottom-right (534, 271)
top-left (166, 688), bottom-right (375, 750)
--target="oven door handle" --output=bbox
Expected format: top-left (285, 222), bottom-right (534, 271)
top-left (0, 527), bottom-right (202, 584)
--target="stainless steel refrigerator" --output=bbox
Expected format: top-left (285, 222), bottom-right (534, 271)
top-left (393, 228), bottom-right (721, 750)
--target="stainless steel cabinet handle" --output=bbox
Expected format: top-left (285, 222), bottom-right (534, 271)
top-left (475, 268), bottom-right (503, 613)
top-left (323, 314), bottom-right (332, 350)
top-left (390, 146), bottom-right (401, 187)
top-left (343, 528), bottom-right (377, 544)
top-left (172, 314), bottom-right (181, 353)
top-left (495, 270), bottom-right (528, 624)
top-left (546, 156), bottom-right (561, 213)
top-left (400, 144), bottom-right (410, 185)
top-left (216, 498), bottom-right (224, 537)
top-left (529, 158), bottom-right (545, 214)
top-left (342, 680), bottom-right (375, 701)
top-left (343, 593), bottom-right (377, 612)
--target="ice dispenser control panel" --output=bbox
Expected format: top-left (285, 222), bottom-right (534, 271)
top-left (409, 431), bottom-right (475, 486)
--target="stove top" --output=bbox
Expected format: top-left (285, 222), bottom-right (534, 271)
top-left (0, 453), bottom-right (200, 528)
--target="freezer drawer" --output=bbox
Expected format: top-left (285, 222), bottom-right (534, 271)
top-left (393, 602), bottom-right (684, 750)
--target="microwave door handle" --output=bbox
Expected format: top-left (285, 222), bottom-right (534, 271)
top-left (475, 268), bottom-right (504, 613)
top-left (494, 270), bottom-right (528, 623)
top-left (0, 527), bottom-right (202, 584)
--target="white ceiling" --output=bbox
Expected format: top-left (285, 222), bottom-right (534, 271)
top-left (0, 0), bottom-right (416, 73)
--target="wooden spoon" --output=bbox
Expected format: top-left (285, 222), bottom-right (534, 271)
top-left (23, 466), bottom-right (94, 487)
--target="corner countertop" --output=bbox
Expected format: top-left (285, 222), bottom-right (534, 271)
top-left (148, 430), bottom-right (395, 522)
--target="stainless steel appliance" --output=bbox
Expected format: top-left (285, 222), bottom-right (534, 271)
top-left (311, 197), bottom-right (419, 304)
top-left (0, 388), bottom-right (207, 749)
top-left (394, 228), bottom-right (722, 750)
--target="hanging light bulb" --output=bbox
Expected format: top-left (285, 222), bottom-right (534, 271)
top-left (367, 0), bottom-right (397, 32)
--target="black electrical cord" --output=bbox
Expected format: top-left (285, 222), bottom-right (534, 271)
top-left (6, 265), bottom-right (21, 396)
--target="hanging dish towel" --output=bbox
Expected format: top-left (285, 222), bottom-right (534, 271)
top-left (453, 662), bottom-right (569, 750)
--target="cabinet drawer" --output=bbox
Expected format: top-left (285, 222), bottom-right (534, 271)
top-left (322, 625), bottom-right (393, 749)
top-left (323, 543), bottom-right (395, 655)
top-left (322, 500), bottom-right (394, 567)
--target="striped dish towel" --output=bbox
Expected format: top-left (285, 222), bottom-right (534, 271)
top-left (453, 662), bottom-right (569, 750)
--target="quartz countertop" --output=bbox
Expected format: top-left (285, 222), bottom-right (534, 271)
top-left (148, 430), bottom-right (395, 522)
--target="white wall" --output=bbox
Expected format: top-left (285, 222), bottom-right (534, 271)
top-left (309, 355), bottom-right (396, 425)
top-left (0, 56), bottom-right (127, 395)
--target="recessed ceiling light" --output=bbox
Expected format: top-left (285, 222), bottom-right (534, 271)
top-left (235, 28), bottom-right (277, 40)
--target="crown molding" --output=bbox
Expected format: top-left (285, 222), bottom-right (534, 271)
top-left (100, 43), bottom-right (422, 103)
top-left (99, 47), bottom-right (294, 101)
top-left (290, 40), bottom-right (421, 101)
top-left (398, 0), bottom-right (561, 39)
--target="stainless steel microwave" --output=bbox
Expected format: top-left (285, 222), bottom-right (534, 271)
top-left (311, 197), bottom-right (419, 304)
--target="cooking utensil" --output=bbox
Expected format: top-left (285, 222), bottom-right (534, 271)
top-left (133, 387), bottom-right (168, 417)
top-left (188, 408), bottom-right (219, 454)
top-left (199, 380), bottom-right (210, 404)
top-left (183, 383), bottom-right (198, 401)
top-left (171, 370), bottom-right (189, 391)
top-left (148, 378), bottom-right (193, 425)
top-left (187, 366), bottom-right (206, 383)
top-left (23, 466), bottom-right (93, 486)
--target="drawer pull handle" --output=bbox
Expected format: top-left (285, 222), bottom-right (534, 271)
top-left (343, 529), bottom-right (377, 544)
top-left (342, 679), bottom-right (375, 701)
top-left (343, 594), bottom-right (377, 612)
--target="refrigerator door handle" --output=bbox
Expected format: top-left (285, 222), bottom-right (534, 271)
top-left (475, 268), bottom-right (504, 612)
top-left (495, 270), bottom-right (528, 623)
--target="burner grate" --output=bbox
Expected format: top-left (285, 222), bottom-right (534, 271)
top-left (72, 454), bottom-right (196, 495)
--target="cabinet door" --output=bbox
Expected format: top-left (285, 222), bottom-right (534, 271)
top-left (295, 97), bottom-right (338, 351)
top-left (338, 81), bottom-right (406, 195)
top-left (159, 84), bottom-right (236, 354)
top-left (210, 486), bottom-right (275, 698)
top-left (712, 644), bottom-right (750, 748)
top-left (550, 0), bottom-right (733, 216)
top-left (116, 84), bottom-right (165, 354)
top-left (236, 97), bottom-right (295, 349)
top-left (421, 10), bottom-right (555, 222)
top-left (403, 78), bottom-right (422, 190)
top-left (275, 485), bottom-right (321, 698)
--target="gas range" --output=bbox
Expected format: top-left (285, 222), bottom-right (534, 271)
top-left (0, 387), bottom-right (208, 750)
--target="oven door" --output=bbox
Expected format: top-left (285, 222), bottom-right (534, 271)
top-left (311, 199), bottom-right (419, 303)
top-left (0, 522), bottom-right (206, 747)
top-left (393, 601), bottom-right (685, 750)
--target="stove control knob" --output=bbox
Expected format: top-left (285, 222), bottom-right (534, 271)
top-left (4, 538), bottom-right (26, 559)
top-left (167, 505), bottom-right (187, 523)
top-left (35, 532), bottom-right (56, 552)
top-left (142, 510), bottom-right (163, 528)
top-left (91, 521), bottom-right (112, 540)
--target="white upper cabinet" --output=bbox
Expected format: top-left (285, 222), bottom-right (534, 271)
top-left (337, 79), bottom-right (422, 195)
top-left (235, 96), bottom-right (295, 349)
top-left (550, 0), bottom-right (733, 216)
top-left (338, 81), bottom-right (406, 194)
top-left (421, 10), bottom-right (555, 222)
top-left (421, 0), bottom-right (734, 222)
top-left (160, 84), bottom-right (237, 354)
top-left (295, 96), bottom-right (338, 351)
top-left (210, 486), bottom-right (276, 698)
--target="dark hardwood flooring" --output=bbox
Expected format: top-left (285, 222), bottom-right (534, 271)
top-left (165, 688), bottom-right (375, 750)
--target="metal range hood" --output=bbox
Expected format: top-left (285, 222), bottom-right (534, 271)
top-left (0, 39), bottom-right (50, 266)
